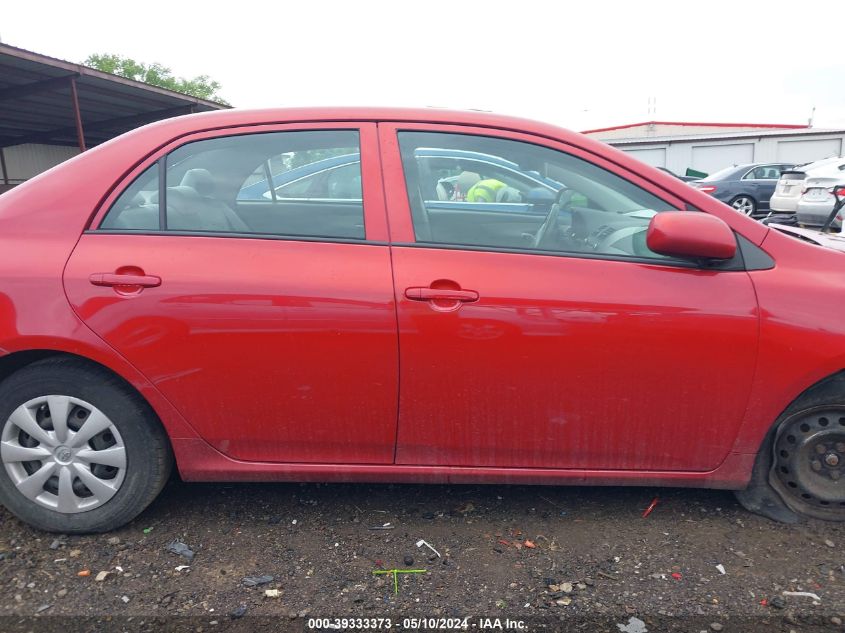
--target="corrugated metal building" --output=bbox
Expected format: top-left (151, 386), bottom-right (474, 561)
top-left (0, 44), bottom-right (228, 193)
top-left (583, 122), bottom-right (845, 176)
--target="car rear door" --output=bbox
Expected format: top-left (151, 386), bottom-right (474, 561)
top-left (63, 123), bottom-right (399, 464)
top-left (380, 122), bottom-right (759, 471)
top-left (756, 165), bottom-right (790, 209)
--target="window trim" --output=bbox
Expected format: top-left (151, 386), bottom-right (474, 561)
top-left (389, 237), bottom-right (748, 272)
top-left (88, 228), bottom-right (381, 246)
top-left (157, 156), bottom-right (167, 230)
top-left (89, 122), bottom-right (389, 242)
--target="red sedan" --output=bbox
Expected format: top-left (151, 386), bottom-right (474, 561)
top-left (0, 108), bottom-right (842, 533)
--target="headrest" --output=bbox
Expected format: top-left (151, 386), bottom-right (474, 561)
top-left (180, 169), bottom-right (216, 196)
top-left (456, 171), bottom-right (481, 194)
top-left (150, 186), bottom-right (201, 204)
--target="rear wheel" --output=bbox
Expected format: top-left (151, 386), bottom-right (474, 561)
top-left (730, 195), bottom-right (757, 216)
top-left (0, 357), bottom-right (172, 533)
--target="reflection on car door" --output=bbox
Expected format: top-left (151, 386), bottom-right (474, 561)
top-left (63, 123), bottom-right (399, 464)
top-left (380, 123), bottom-right (759, 472)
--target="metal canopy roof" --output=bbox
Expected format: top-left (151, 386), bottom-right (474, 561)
top-left (0, 43), bottom-right (228, 150)
top-left (602, 127), bottom-right (845, 145)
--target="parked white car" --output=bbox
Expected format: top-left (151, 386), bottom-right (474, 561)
top-left (770, 156), bottom-right (845, 216)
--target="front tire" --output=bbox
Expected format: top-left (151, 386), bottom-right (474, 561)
top-left (770, 406), bottom-right (845, 520)
top-left (730, 195), bottom-right (757, 216)
top-left (0, 357), bottom-right (172, 533)
top-left (736, 374), bottom-right (845, 522)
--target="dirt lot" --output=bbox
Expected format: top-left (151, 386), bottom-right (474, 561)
top-left (1, 480), bottom-right (844, 632)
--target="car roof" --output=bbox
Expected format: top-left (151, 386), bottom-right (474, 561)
top-left (0, 106), bottom-right (772, 248)
top-left (734, 163), bottom-right (789, 170)
top-left (703, 163), bottom-right (792, 181)
top-left (126, 107), bottom-right (571, 143)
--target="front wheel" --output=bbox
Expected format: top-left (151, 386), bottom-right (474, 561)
top-left (730, 195), bottom-right (757, 216)
top-left (0, 357), bottom-right (172, 533)
top-left (736, 375), bottom-right (845, 522)
top-left (770, 406), bottom-right (845, 521)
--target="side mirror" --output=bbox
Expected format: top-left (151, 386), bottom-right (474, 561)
top-left (647, 212), bottom-right (737, 260)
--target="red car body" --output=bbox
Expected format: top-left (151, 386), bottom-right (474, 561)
top-left (1, 107), bottom-right (844, 492)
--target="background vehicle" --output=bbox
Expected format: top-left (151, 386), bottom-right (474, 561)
top-left (657, 167), bottom-right (698, 182)
top-left (768, 185), bottom-right (845, 251)
top-left (237, 147), bottom-right (566, 214)
top-left (689, 162), bottom-right (795, 216)
top-left (796, 173), bottom-right (845, 228)
top-left (1, 108), bottom-right (844, 534)
top-left (771, 157), bottom-right (845, 214)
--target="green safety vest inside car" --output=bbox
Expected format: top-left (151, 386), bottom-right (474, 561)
top-left (466, 179), bottom-right (508, 202)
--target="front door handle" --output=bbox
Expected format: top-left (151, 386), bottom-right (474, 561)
top-left (89, 273), bottom-right (161, 288)
top-left (405, 287), bottom-right (479, 302)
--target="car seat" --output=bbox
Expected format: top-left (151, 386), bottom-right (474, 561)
top-left (172, 169), bottom-right (251, 232)
top-left (496, 186), bottom-right (523, 203)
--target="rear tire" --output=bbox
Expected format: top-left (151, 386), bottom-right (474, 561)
top-left (0, 357), bottom-right (172, 533)
top-left (730, 195), bottom-right (757, 216)
top-left (736, 374), bottom-right (845, 522)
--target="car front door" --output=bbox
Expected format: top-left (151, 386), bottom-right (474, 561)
top-left (63, 123), bottom-right (399, 464)
top-left (380, 123), bottom-right (759, 471)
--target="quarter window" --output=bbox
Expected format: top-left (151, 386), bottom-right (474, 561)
top-left (101, 130), bottom-right (365, 240)
top-left (397, 131), bottom-right (681, 261)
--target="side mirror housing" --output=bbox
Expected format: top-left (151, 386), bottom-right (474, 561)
top-left (647, 211), bottom-right (737, 260)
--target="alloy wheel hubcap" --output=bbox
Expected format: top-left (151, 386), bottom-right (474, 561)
top-left (1, 395), bottom-right (126, 513)
top-left (774, 410), bottom-right (845, 508)
top-left (732, 198), bottom-right (754, 215)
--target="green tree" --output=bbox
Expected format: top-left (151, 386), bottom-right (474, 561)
top-left (83, 54), bottom-right (229, 105)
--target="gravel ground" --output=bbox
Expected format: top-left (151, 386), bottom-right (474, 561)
top-left (1, 480), bottom-right (844, 632)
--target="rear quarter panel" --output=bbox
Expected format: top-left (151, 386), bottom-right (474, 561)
top-left (0, 133), bottom-right (203, 442)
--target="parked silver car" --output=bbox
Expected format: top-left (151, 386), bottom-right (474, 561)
top-left (797, 173), bottom-right (845, 227)
top-left (770, 156), bottom-right (845, 218)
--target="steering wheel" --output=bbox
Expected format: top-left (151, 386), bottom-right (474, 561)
top-left (533, 188), bottom-right (574, 249)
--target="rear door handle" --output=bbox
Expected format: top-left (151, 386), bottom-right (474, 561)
top-left (89, 273), bottom-right (161, 288)
top-left (405, 287), bottom-right (479, 302)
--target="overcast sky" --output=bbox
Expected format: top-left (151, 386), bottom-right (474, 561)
top-left (3, 0), bottom-right (845, 132)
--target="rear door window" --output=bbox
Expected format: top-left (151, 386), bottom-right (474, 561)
top-left (100, 130), bottom-right (365, 240)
